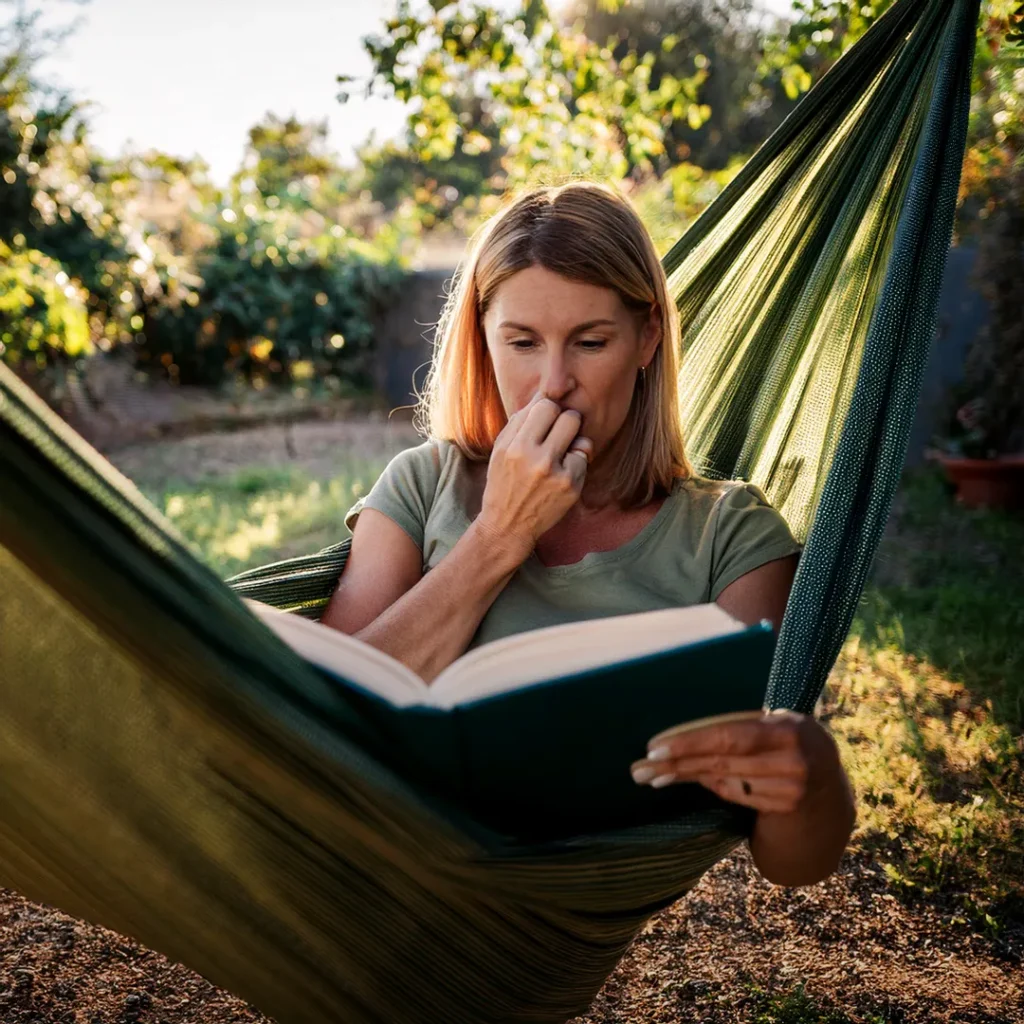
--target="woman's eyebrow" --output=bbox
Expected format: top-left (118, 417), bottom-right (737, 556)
top-left (498, 319), bottom-right (617, 334)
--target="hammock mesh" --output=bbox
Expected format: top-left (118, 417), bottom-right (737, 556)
top-left (0, 0), bottom-right (980, 1021)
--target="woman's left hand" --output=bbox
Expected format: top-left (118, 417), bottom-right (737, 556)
top-left (630, 708), bottom-right (842, 814)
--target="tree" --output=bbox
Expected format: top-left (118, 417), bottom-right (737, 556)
top-left (572, 0), bottom-right (799, 171)
top-left (1, 0), bottom-right (94, 245)
top-left (956, 1), bottom-right (1024, 237)
top-left (355, 94), bottom-right (504, 230)
top-left (0, 0), bottom-right (109, 371)
top-left (228, 114), bottom-right (350, 211)
top-left (760, 0), bottom-right (1024, 237)
top-left (1, 2), bottom-right (406, 392)
top-left (340, 0), bottom-right (711, 210)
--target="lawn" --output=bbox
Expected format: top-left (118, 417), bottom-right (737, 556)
top-left (156, 463), bottom-right (373, 575)
top-left (835, 468), bottom-right (1023, 936)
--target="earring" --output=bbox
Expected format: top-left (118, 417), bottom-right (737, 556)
top-left (639, 365), bottom-right (647, 385)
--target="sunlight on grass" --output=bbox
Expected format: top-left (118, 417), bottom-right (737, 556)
top-left (826, 467), bottom-right (1024, 935)
top-left (859, 470), bottom-right (1023, 719)
top-left (147, 461), bottom-right (387, 579)
top-left (825, 638), bottom-right (1022, 933)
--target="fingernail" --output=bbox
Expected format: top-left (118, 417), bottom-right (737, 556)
top-left (647, 745), bottom-right (672, 761)
top-left (650, 774), bottom-right (676, 789)
top-left (631, 765), bottom-right (658, 784)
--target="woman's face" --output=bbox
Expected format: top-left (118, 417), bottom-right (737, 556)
top-left (481, 265), bottom-right (660, 460)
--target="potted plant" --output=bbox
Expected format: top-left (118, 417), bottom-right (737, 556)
top-left (932, 392), bottom-right (1024, 509)
top-left (930, 163), bottom-right (1024, 510)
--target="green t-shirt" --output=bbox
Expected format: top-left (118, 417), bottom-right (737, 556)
top-left (345, 440), bottom-right (803, 650)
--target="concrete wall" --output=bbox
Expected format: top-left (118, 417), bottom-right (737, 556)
top-left (904, 245), bottom-right (989, 467)
top-left (372, 268), bottom-right (453, 418)
top-left (373, 250), bottom-right (990, 466)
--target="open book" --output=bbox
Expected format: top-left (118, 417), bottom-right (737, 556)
top-left (247, 600), bottom-right (776, 838)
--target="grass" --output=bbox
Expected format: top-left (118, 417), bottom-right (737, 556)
top-left (744, 980), bottom-right (886, 1024)
top-left (141, 459), bottom-right (389, 579)
top-left (856, 469), bottom-right (1023, 726)
top-left (143, 456), bottom-right (1023, 939)
top-left (830, 467), bottom-right (1023, 937)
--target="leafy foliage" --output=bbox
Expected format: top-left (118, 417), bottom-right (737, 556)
top-left (0, 5), bottom-right (406, 389)
top-left (627, 156), bottom-right (746, 254)
top-left (0, 239), bottom-right (91, 369)
top-left (760, 0), bottom-right (1024, 237)
top-left (228, 116), bottom-right (344, 209)
top-left (956, 1), bottom-right (1024, 236)
top-left (572, 0), bottom-right (799, 171)
top-left (4, 0), bottom-right (1023, 404)
top-left (342, 0), bottom-right (712, 212)
top-left (760, 0), bottom-right (897, 80)
top-left (136, 199), bottom-right (404, 388)
top-left (1006, 0), bottom-right (1024, 44)
top-left (0, 1), bottom-right (133, 365)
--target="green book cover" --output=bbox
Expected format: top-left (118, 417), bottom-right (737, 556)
top-left (305, 623), bottom-right (776, 840)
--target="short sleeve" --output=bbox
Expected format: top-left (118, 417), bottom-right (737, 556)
top-left (344, 441), bottom-right (442, 549)
top-left (709, 482), bottom-right (803, 602)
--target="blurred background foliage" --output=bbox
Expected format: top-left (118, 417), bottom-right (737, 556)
top-left (1, 0), bottom-right (1022, 395)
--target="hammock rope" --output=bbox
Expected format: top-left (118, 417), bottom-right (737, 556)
top-left (0, 1), bottom-right (982, 1021)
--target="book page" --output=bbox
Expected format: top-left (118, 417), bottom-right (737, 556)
top-left (429, 604), bottom-right (747, 709)
top-left (244, 600), bottom-right (430, 706)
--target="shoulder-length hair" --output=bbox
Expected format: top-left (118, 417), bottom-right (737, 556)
top-left (417, 180), bottom-right (692, 506)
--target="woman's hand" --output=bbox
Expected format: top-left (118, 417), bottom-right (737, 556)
top-left (476, 391), bottom-right (594, 560)
top-left (629, 709), bottom-right (843, 815)
top-left (631, 708), bottom-right (857, 886)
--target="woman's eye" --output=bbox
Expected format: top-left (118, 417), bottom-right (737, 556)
top-left (506, 337), bottom-right (606, 350)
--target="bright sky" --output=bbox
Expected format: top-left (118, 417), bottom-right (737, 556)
top-left (37, 0), bottom-right (409, 186)
top-left (36, 0), bottom-right (796, 189)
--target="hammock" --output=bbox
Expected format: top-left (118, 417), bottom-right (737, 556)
top-left (0, 0), bottom-right (980, 1021)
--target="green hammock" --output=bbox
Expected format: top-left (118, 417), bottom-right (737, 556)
top-left (0, 0), bottom-right (980, 1021)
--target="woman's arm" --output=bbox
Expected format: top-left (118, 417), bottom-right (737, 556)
top-left (744, 726), bottom-right (857, 887)
top-left (714, 551), bottom-right (798, 629)
top-left (322, 394), bottom-right (592, 683)
top-left (715, 552), bottom-right (856, 885)
top-left (321, 509), bottom-right (528, 683)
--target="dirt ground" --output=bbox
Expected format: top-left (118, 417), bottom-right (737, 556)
top-left (105, 418), bottom-right (421, 489)
top-left (2, 845), bottom-right (1021, 1024)
top-left (3, 422), bottom-right (1022, 1024)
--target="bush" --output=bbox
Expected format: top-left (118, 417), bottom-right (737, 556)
top-left (132, 207), bottom-right (406, 389)
top-left (0, 241), bottom-right (92, 371)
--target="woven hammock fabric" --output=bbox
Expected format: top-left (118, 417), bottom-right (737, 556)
top-left (0, 1), bottom-right (979, 1022)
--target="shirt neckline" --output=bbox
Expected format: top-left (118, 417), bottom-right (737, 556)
top-left (519, 478), bottom-right (685, 579)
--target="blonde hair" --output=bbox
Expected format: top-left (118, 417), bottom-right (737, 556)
top-left (418, 180), bottom-right (692, 506)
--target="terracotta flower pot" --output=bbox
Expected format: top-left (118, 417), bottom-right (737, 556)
top-left (937, 454), bottom-right (1024, 510)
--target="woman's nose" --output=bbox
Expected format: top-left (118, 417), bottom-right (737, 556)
top-left (541, 359), bottom-right (575, 401)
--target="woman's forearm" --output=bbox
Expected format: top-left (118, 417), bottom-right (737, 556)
top-left (748, 756), bottom-right (857, 887)
top-left (349, 520), bottom-right (527, 683)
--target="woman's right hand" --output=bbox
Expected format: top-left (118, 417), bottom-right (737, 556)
top-left (476, 392), bottom-right (593, 560)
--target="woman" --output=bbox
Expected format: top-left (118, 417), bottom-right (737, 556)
top-left (323, 181), bottom-right (856, 887)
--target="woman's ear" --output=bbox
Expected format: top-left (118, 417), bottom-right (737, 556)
top-left (640, 305), bottom-right (662, 366)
